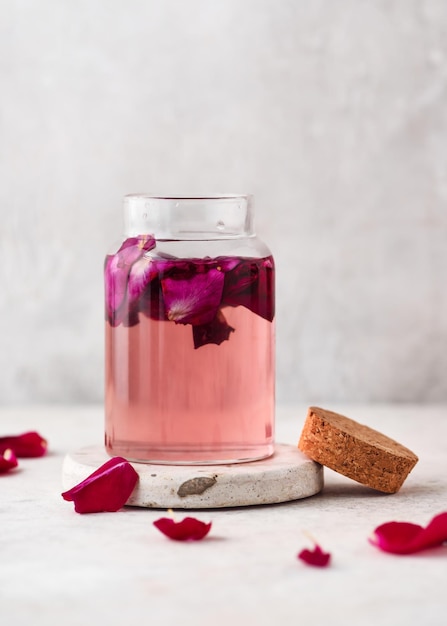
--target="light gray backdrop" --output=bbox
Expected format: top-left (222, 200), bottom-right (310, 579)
top-left (1, 0), bottom-right (446, 405)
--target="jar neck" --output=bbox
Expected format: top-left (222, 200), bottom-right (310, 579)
top-left (123, 195), bottom-right (254, 240)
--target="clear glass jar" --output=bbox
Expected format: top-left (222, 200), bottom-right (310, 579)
top-left (104, 195), bottom-right (275, 464)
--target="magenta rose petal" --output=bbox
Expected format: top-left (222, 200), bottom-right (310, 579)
top-left (369, 512), bottom-right (447, 555)
top-left (61, 457), bottom-right (139, 514)
top-left (127, 256), bottom-right (158, 305)
top-left (0, 449), bottom-right (19, 474)
top-left (105, 235), bottom-right (156, 325)
top-left (298, 544), bottom-right (331, 567)
top-left (153, 516), bottom-right (212, 541)
top-left (192, 310), bottom-right (235, 348)
top-left (0, 431), bottom-right (47, 458)
top-left (162, 269), bottom-right (225, 326)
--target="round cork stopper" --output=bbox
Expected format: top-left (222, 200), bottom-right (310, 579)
top-left (298, 407), bottom-right (418, 493)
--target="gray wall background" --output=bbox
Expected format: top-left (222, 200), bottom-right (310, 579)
top-left (1, 0), bottom-right (447, 405)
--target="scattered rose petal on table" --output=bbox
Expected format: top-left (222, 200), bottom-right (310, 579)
top-left (61, 457), bottom-right (139, 514)
top-left (298, 540), bottom-right (331, 567)
top-left (153, 516), bottom-right (212, 541)
top-left (369, 512), bottom-right (447, 555)
top-left (0, 431), bottom-right (47, 457)
top-left (0, 449), bottom-right (19, 474)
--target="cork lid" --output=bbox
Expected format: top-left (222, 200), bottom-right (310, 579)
top-left (298, 406), bottom-right (419, 494)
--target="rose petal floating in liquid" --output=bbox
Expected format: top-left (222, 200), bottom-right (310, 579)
top-left (369, 512), bottom-right (447, 555)
top-left (192, 309), bottom-right (235, 349)
top-left (162, 269), bottom-right (225, 326)
top-left (0, 432), bottom-right (47, 458)
top-left (298, 544), bottom-right (331, 567)
top-left (127, 255), bottom-right (158, 305)
top-left (61, 457), bottom-right (139, 514)
top-left (0, 449), bottom-right (19, 474)
top-left (153, 516), bottom-right (212, 541)
top-left (223, 256), bottom-right (275, 322)
top-left (105, 235), bottom-right (156, 325)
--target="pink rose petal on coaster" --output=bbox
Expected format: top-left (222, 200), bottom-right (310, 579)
top-left (62, 457), bottom-right (139, 514)
top-left (298, 544), bottom-right (331, 567)
top-left (369, 512), bottom-right (447, 555)
top-left (0, 449), bottom-right (19, 474)
top-left (153, 516), bottom-right (212, 541)
top-left (0, 431), bottom-right (47, 457)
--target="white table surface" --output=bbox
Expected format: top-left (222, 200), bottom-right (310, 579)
top-left (1, 404), bottom-right (446, 626)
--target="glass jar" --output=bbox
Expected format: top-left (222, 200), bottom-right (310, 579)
top-left (104, 194), bottom-right (275, 464)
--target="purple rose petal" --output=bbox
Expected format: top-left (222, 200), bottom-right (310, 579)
top-left (105, 236), bottom-right (156, 325)
top-left (162, 268), bottom-right (225, 326)
top-left (127, 256), bottom-right (158, 304)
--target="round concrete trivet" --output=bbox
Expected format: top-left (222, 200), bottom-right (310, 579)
top-left (62, 444), bottom-right (323, 509)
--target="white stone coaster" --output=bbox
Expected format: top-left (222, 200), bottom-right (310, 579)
top-left (62, 443), bottom-right (323, 509)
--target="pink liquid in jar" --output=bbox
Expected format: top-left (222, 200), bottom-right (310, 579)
top-left (105, 247), bottom-right (275, 464)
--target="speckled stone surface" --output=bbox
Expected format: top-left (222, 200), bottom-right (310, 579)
top-left (3, 405), bottom-right (447, 626)
top-left (62, 443), bottom-right (324, 508)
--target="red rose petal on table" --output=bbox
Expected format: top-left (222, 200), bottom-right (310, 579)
top-left (0, 432), bottom-right (47, 457)
top-left (153, 516), bottom-right (212, 541)
top-left (61, 457), bottom-right (139, 514)
top-left (369, 512), bottom-right (447, 555)
top-left (298, 544), bottom-right (331, 567)
top-left (0, 449), bottom-right (19, 474)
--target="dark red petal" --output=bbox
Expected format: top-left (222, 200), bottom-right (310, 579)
top-left (0, 432), bottom-right (47, 457)
top-left (162, 269), bottom-right (225, 325)
top-left (153, 516), bottom-right (212, 541)
top-left (61, 457), bottom-right (139, 514)
top-left (139, 277), bottom-right (167, 321)
top-left (298, 544), bottom-right (331, 567)
top-left (192, 309), bottom-right (235, 348)
top-left (369, 512), bottom-right (447, 554)
top-left (214, 257), bottom-right (240, 272)
top-left (0, 449), bottom-right (19, 474)
top-left (222, 256), bottom-right (275, 322)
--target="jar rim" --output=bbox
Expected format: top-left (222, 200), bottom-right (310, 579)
top-left (123, 194), bottom-right (254, 239)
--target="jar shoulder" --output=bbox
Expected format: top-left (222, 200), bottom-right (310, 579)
top-left (107, 236), bottom-right (273, 260)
